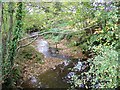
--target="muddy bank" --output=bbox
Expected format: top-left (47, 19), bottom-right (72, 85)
top-left (15, 45), bottom-right (64, 80)
top-left (15, 33), bottom-right (87, 88)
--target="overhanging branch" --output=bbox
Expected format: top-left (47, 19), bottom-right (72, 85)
top-left (16, 34), bottom-right (39, 52)
top-left (16, 31), bottom-right (70, 51)
top-left (18, 31), bottom-right (70, 42)
top-left (17, 22), bottom-right (100, 51)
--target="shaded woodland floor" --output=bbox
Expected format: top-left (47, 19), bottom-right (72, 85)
top-left (14, 36), bottom-right (87, 88)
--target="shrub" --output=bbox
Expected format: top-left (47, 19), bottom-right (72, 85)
top-left (88, 45), bottom-right (119, 88)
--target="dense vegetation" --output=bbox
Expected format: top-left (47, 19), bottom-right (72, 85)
top-left (0, 1), bottom-right (120, 89)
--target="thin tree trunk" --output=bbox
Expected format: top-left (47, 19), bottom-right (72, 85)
top-left (8, 2), bottom-right (13, 42)
top-left (0, 2), bottom-right (3, 90)
top-left (2, 2), bottom-right (14, 88)
top-left (6, 2), bottom-right (14, 87)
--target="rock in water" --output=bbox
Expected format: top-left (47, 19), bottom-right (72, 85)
top-left (30, 76), bottom-right (37, 83)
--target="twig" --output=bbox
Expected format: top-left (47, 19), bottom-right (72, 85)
top-left (72, 22), bottom-right (100, 34)
top-left (16, 34), bottom-right (39, 52)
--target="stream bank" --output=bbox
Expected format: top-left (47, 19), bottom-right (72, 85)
top-left (15, 32), bottom-right (88, 88)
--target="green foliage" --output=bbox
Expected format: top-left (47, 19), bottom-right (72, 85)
top-left (12, 66), bottom-right (22, 86)
top-left (23, 13), bottom-right (48, 32)
top-left (73, 3), bottom-right (95, 29)
top-left (69, 2), bottom-right (120, 89)
top-left (2, 1), bottom-right (120, 89)
top-left (2, 2), bottom-right (25, 87)
top-left (89, 45), bottom-right (119, 88)
top-left (69, 46), bottom-right (119, 89)
top-left (43, 28), bottom-right (68, 42)
top-left (16, 45), bottom-right (43, 63)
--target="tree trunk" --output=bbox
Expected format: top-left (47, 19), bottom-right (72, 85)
top-left (6, 2), bottom-right (14, 87)
top-left (2, 2), bottom-right (14, 88)
top-left (8, 2), bottom-right (13, 42)
top-left (0, 2), bottom-right (3, 90)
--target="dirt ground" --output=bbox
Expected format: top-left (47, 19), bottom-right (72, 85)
top-left (15, 38), bottom-right (86, 84)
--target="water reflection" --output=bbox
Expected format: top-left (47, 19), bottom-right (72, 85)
top-left (21, 32), bottom-right (88, 88)
top-left (36, 38), bottom-right (71, 60)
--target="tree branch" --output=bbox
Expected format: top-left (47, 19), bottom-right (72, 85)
top-left (16, 34), bottom-right (39, 52)
top-left (16, 31), bottom-right (70, 51)
top-left (17, 22), bottom-right (100, 51)
top-left (18, 31), bottom-right (70, 42)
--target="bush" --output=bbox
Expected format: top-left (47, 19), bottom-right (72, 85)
top-left (69, 45), bottom-right (120, 89)
top-left (69, 2), bottom-right (120, 89)
top-left (88, 45), bottom-right (119, 88)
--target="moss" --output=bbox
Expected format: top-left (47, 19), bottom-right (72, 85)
top-left (15, 45), bottom-right (44, 62)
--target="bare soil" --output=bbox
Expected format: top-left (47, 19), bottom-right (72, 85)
top-left (15, 37), bottom-right (86, 83)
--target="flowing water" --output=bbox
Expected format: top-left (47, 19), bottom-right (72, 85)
top-left (21, 32), bottom-right (88, 88)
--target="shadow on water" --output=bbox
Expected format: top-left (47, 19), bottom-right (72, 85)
top-left (38, 67), bottom-right (70, 88)
top-left (21, 57), bottom-right (89, 88)
top-left (21, 32), bottom-right (89, 88)
top-left (21, 59), bottom-right (72, 88)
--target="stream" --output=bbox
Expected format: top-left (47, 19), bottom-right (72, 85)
top-left (21, 32), bottom-right (89, 88)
